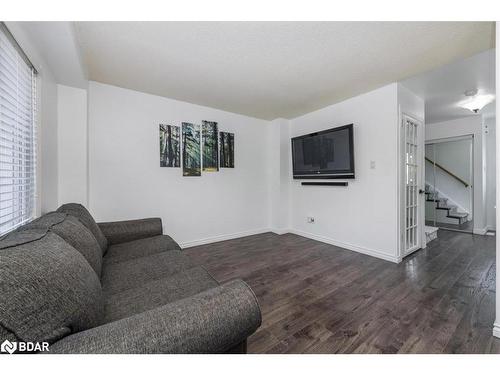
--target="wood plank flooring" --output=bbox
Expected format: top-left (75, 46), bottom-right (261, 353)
top-left (184, 230), bottom-right (499, 353)
top-left (426, 220), bottom-right (474, 233)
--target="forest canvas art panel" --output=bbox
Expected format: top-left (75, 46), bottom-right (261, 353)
top-left (202, 120), bottom-right (218, 171)
top-left (159, 124), bottom-right (180, 167)
top-left (182, 122), bottom-right (201, 176)
top-left (219, 132), bottom-right (234, 168)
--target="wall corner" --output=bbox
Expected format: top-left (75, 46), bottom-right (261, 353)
top-left (268, 118), bottom-right (292, 232)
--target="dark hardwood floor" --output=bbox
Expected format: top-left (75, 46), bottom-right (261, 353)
top-left (426, 220), bottom-right (474, 233)
top-left (184, 230), bottom-right (500, 354)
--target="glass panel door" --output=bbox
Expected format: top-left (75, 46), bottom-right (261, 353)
top-left (404, 116), bottom-right (421, 254)
top-left (425, 137), bottom-right (473, 233)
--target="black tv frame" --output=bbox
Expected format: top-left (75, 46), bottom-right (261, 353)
top-left (291, 123), bottom-right (355, 180)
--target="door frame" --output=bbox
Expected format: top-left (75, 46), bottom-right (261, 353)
top-left (398, 112), bottom-right (425, 260)
top-left (424, 134), bottom-right (474, 234)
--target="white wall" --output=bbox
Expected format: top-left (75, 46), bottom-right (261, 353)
top-left (485, 117), bottom-right (496, 231)
top-left (88, 82), bottom-right (270, 247)
top-left (57, 84), bottom-right (88, 206)
top-left (38, 74), bottom-right (59, 214)
top-left (398, 84), bottom-right (425, 123)
top-left (288, 84), bottom-right (400, 262)
top-left (425, 116), bottom-right (487, 234)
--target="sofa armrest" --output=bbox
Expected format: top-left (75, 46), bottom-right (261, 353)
top-left (48, 279), bottom-right (261, 354)
top-left (98, 218), bottom-right (163, 245)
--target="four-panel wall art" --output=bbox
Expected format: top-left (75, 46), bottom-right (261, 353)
top-left (159, 121), bottom-right (234, 176)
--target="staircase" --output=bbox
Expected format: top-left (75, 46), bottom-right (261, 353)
top-left (425, 184), bottom-right (469, 225)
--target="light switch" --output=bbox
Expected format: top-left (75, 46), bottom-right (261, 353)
top-left (370, 160), bottom-right (376, 169)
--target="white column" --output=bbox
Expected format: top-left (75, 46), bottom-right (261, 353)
top-left (57, 84), bottom-right (89, 207)
top-left (494, 21), bottom-right (500, 339)
top-left (268, 118), bottom-right (291, 233)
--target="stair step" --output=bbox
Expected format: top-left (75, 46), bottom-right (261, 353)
top-left (424, 225), bottom-right (439, 234)
top-left (425, 225), bottom-right (438, 242)
top-left (447, 212), bottom-right (468, 219)
top-left (424, 184), bottom-right (469, 225)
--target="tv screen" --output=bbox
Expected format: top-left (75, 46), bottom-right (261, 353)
top-left (291, 124), bottom-right (354, 179)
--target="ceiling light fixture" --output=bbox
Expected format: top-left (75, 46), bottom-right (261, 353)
top-left (459, 89), bottom-right (495, 113)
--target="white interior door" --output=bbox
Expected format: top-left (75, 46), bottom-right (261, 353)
top-left (403, 115), bottom-right (423, 256)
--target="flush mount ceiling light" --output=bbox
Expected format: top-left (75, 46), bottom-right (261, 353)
top-left (459, 89), bottom-right (495, 113)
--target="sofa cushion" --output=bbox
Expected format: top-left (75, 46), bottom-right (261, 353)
top-left (24, 212), bottom-right (103, 277)
top-left (57, 203), bottom-right (108, 254)
top-left (101, 250), bottom-right (197, 295)
top-left (102, 266), bottom-right (218, 323)
top-left (98, 218), bottom-right (163, 245)
top-left (0, 230), bottom-right (103, 344)
top-left (104, 235), bottom-right (181, 265)
top-left (52, 217), bottom-right (103, 277)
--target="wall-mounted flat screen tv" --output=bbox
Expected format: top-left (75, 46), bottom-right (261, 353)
top-left (291, 124), bottom-right (354, 179)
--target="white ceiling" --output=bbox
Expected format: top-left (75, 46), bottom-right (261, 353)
top-left (401, 49), bottom-right (495, 124)
top-left (74, 22), bottom-right (495, 120)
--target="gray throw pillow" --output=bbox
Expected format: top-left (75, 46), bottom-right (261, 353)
top-left (52, 216), bottom-right (103, 278)
top-left (0, 230), bottom-right (103, 344)
top-left (22, 212), bottom-right (103, 277)
top-left (57, 203), bottom-right (108, 254)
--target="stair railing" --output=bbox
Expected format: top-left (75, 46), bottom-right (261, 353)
top-left (424, 157), bottom-right (470, 187)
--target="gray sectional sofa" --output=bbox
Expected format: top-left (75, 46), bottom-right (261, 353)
top-left (0, 203), bottom-right (261, 354)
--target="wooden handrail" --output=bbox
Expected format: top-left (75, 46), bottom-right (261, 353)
top-left (425, 157), bottom-right (470, 187)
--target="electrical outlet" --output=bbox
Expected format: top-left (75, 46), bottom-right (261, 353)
top-left (307, 216), bottom-right (315, 223)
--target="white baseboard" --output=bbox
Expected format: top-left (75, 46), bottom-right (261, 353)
top-left (288, 229), bottom-right (400, 263)
top-left (493, 322), bottom-right (500, 338)
top-left (181, 227), bottom-right (399, 263)
top-left (180, 228), bottom-right (272, 248)
top-left (270, 228), bottom-right (290, 235)
top-left (473, 227), bottom-right (488, 235)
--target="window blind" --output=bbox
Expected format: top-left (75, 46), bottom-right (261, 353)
top-left (0, 24), bottom-right (37, 235)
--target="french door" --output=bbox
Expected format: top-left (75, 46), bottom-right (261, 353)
top-left (402, 115), bottom-right (423, 256)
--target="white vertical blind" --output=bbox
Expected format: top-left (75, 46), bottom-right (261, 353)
top-left (0, 24), bottom-right (37, 235)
